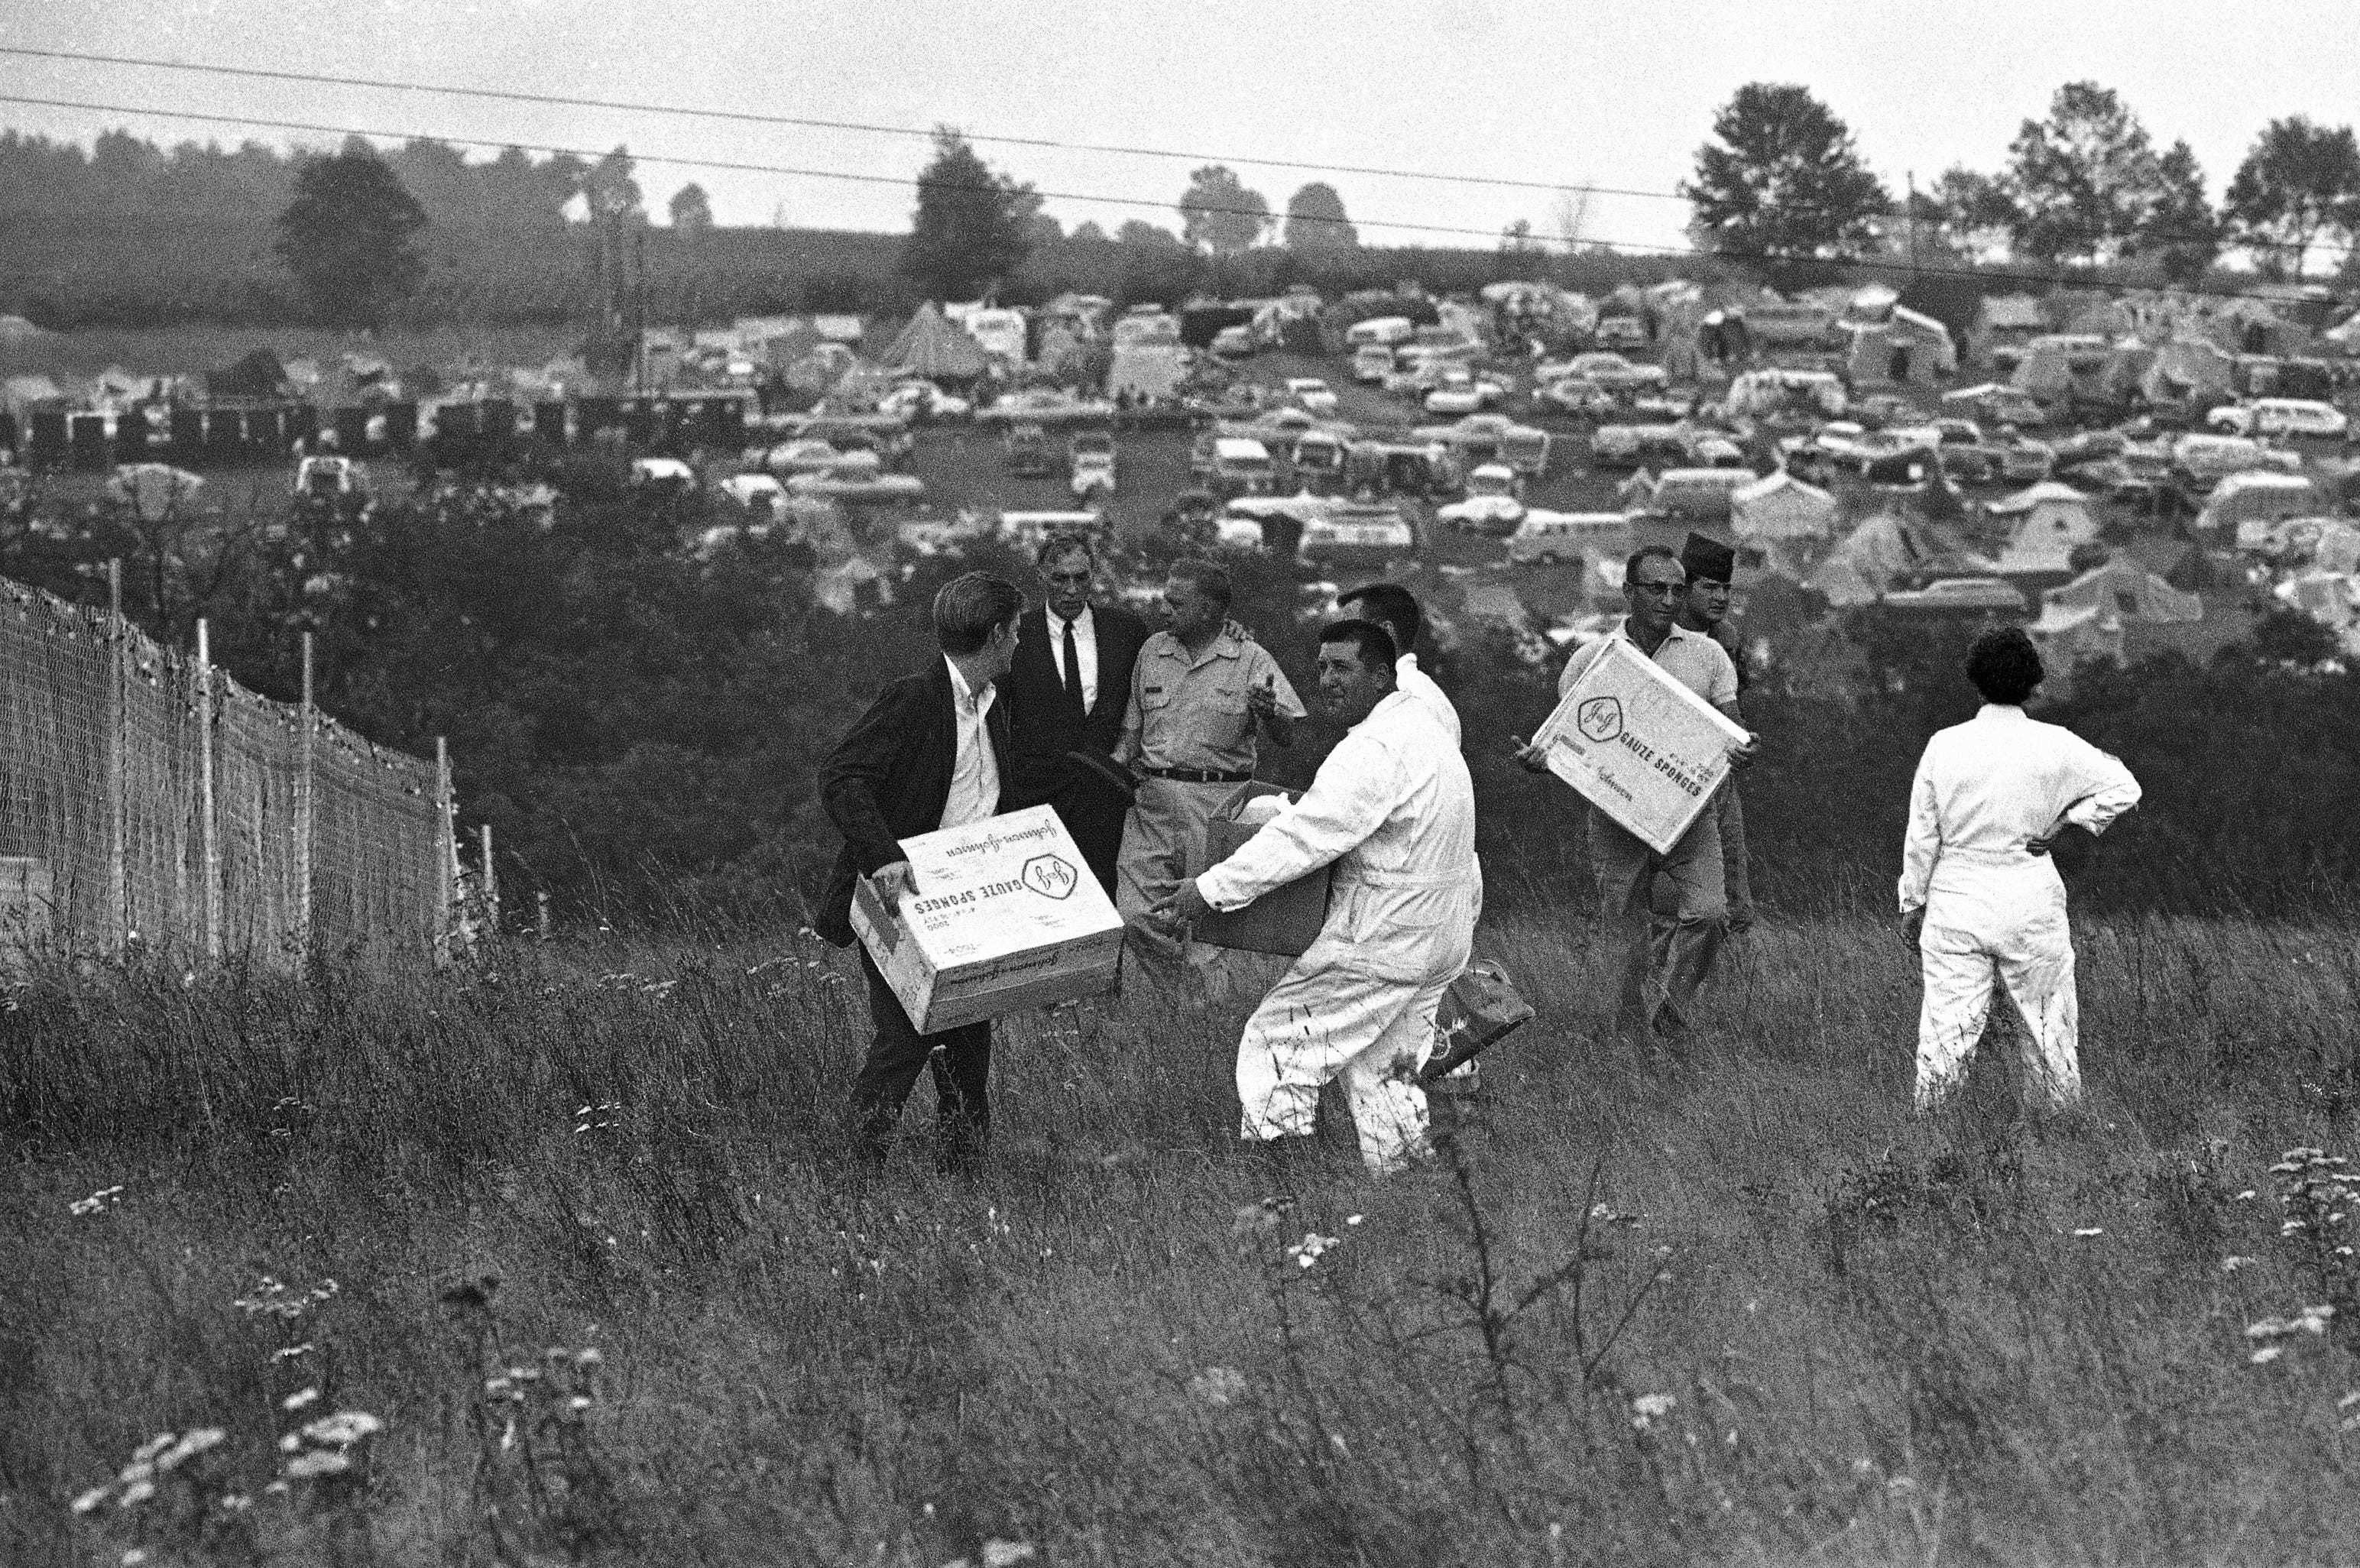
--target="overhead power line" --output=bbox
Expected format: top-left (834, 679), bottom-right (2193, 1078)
top-left (0, 43), bottom-right (1673, 202)
top-left (0, 91), bottom-right (2341, 310)
top-left (2, 41), bottom-right (2349, 264)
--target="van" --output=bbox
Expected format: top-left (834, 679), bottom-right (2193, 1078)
top-left (1353, 343), bottom-right (1396, 384)
top-left (1508, 510), bottom-right (1629, 568)
top-left (1299, 504), bottom-right (1417, 566)
top-left (1208, 436), bottom-right (1276, 497)
top-left (1344, 315), bottom-right (1416, 348)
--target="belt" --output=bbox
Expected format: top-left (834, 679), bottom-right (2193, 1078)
top-left (1141, 766), bottom-right (1253, 784)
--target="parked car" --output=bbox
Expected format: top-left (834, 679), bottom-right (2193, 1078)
top-left (1507, 510), bottom-right (1629, 568)
top-left (877, 381), bottom-right (971, 420)
top-left (2206, 398), bottom-right (2349, 440)
top-left (1210, 325), bottom-right (1257, 359)
top-left (1593, 316), bottom-right (1649, 350)
top-left (1879, 577), bottom-right (2029, 614)
top-left (1535, 376), bottom-right (1618, 419)
top-left (1068, 431), bottom-right (1116, 498)
top-left (1003, 423), bottom-right (1057, 478)
top-left (1286, 377), bottom-right (1340, 414)
top-left (1352, 344), bottom-right (1397, 384)
top-left (1436, 463), bottom-right (1525, 534)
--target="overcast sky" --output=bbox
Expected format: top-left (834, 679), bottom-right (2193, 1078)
top-left (2, 1), bottom-right (2354, 256)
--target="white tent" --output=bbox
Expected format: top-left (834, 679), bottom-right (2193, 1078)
top-left (1805, 513), bottom-right (1993, 606)
top-left (2042, 559), bottom-right (2202, 624)
top-left (1730, 471), bottom-right (1838, 543)
top-left (1988, 481), bottom-right (2101, 575)
top-left (2027, 601), bottom-right (2126, 669)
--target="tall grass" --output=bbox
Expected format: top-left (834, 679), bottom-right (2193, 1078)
top-left (7, 912), bottom-right (2360, 1565)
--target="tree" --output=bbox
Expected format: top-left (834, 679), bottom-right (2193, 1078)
top-left (1681, 83), bottom-right (1890, 261)
top-left (1117, 219), bottom-right (1182, 248)
top-left (1282, 182), bottom-right (1357, 249)
top-left (1178, 166), bottom-right (1272, 255)
top-left (2225, 117), bottom-right (2360, 277)
top-left (667, 182), bottom-right (713, 235)
top-left (2000, 83), bottom-right (2180, 264)
top-left (2136, 141), bottom-right (2222, 284)
top-left (900, 128), bottom-right (1039, 301)
top-left (1920, 166), bottom-right (2018, 262)
top-left (583, 146), bottom-right (643, 226)
top-left (1070, 220), bottom-right (1110, 244)
top-left (274, 147), bottom-right (428, 327)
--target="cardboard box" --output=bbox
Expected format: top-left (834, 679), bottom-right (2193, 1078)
top-left (1534, 637), bottom-right (1751, 854)
top-left (1190, 784), bottom-right (1333, 957)
top-left (851, 805), bottom-right (1124, 1032)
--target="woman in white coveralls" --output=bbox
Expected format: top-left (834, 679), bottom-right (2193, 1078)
top-left (1156, 618), bottom-right (1479, 1174)
top-left (1898, 627), bottom-right (2141, 1116)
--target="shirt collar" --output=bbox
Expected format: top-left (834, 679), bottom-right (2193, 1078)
top-left (944, 656), bottom-right (991, 711)
top-left (1050, 604), bottom-right (1094, 633)
top-left (1398, 650), bottom-right (1420, 674)
top-left (1616, 616), bottom-right (1698, 646)
top-left (1975, 703), bottom-right (2029, 721)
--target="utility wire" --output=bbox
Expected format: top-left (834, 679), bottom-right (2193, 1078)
top-left (0, 91), bottom-right (2342, 313)
top-left (0, 43), bottom-right (1665, 202)
top-left (8, 40), bottom-right (2342, 264)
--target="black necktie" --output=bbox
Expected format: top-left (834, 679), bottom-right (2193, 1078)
top-left (1060, 616), bottom-right (1084, 718)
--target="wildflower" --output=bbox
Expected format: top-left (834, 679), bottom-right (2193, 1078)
top-left (69, 1184), bottom-right (127, 1216)
top-left (981, 1543), bottom-right (1038, 1567)
top-left (302, 1411), bottom-right (384, 1448)
top-left (1286, 1232), bottom-right (1340, 1268)
top-left (574, 1348), bottom-right (604, 1369)
top-left (2235, 1190), bottom-right (2258, 1202)
top-left (2222, 1256), bottom-right (2258, 1273)
top-left (566, 1395), bottom-right (592, 1414)
top-left (2251, 1345), bottom-right (2287, 1365)
top-left (118, 1479), bottom-right (157, 1508)
top-left (282, 1450), bottom-right (350, 1479)
top-left (2072, 1227), bottom-right (2106, 1238)
top-left (123, 1552), bottom-right (150, 1566)
top-left (71, 1485), bottom-right (110, 1515)
top-left (1344, 1214), bottom-right (1364, 1227)
top-left (130, 1434), bottom-right (175, 1464)
top-left (220, 1494), bottom-right (253, 1512)
top-left (1630, 1392), bottom-right (1677, 1433)
top-left (271, 1343), bottom-right (314, 1362)
top-left (277, 1434), bottom-right (302, 1453)
top-left (158, 1429), bottom-right (225, 1469)
top-left (282, 1388), bottom-right (319, 1411)
top-left (1188, 1366), bottom-right (1249, 1407)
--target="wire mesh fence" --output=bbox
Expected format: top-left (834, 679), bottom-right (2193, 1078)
top-left (0, 575), bottom-right (452, 970)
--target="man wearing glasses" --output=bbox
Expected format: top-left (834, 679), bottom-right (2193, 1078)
top-left (1520, 546), bottom-right (1754, 1051)
top-left (1001, 532), bottom-right (1152, 895)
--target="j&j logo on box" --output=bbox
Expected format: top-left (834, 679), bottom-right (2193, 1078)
top-left (1021, 854), bottom-right (1078, 900)
top-left (1577, 696), bottom-right (1624, 744)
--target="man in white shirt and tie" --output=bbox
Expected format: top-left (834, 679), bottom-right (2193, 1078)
top-left (1899, 627), bottom-right (2140, 1119)
top-left (1004, 533), bottom-right (1152, 895)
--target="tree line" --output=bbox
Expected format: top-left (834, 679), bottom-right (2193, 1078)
top-left (1684, 80), bottom-right (2360, 284)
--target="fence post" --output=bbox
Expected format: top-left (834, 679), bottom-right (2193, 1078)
top-left (105, 559), bottom-right (126, 951)
top-left (196, 617), bottom-right (222, 964)
top-left (434, 735), bottom-right (454, 956)
top-left (478, 821), bottom-right (497, 937)
top-left (536, 891), bottom-right (551, 943)
top-left (296, 631), bottom-right (314, 960)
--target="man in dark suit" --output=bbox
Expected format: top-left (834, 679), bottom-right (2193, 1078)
top-left (1000, 531), bottom-right (1152, 894)
top-left (816, 572), bottom-right (1025, 1171)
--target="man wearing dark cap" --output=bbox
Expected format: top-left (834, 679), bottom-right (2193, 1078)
top-left (1668, 532), bottom-right (1755, 934)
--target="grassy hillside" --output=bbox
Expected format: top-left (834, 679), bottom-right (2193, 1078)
top-left (9, 909), bottom-right (2360, 1565)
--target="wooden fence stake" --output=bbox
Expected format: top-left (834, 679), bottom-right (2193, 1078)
top-left (297, 630), bottom-right (314, 959)
top-left (196, 617), bottom-right (222, 964)
top-left (435, 735), bottom-right (454, 956)
top-left (104, 559), bottom-right (126, 950)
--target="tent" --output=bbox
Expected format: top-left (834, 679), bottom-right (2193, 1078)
top-left (2313, 521), bottom-right (2360, 575)
top-left (2277, 569), bottom-right (2357, 630)
top-left (2027, 601), bottom-right (2126, 671)
top-left (1844, 306), bottom-right (1956, 386)
top-left (2141, 337), bottom-right (2235, 408)
top-left (1987, 481), bottom-right (2101, 575)
top-left (1804, 513), bottom-right (1995, 607)
top-left (1730, 471), bottom-right (1838, 543)
top-left (0, 313), bottom-right (50, 342)
top-left (2012, 335), bottom-right (2113, 404)
top-left (2042, 559), bottom-right (2202, 624)
top-left (1968, 294), bottom-right (2048, 371)
top-left (881, 303), bottom-right (990, 382)
top-left (105, 463), bottom-right (204, 519)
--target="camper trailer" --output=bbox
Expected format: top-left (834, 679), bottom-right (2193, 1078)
top-left (1298, 503), bottom-right (1418, 567)
top-left (1508, 510), bottom-right (1629, 569)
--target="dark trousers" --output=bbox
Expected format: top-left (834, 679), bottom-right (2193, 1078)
top-left (1012, 759), bottom-right (1130, 896)
top-left (848, 950), bottom-right (993, 1169)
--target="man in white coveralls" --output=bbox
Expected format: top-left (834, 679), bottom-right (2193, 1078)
top-left (1898, 627), bottom-right (2141, 1116)
top-left (1156, 619), bottom-right (1480, 1175)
